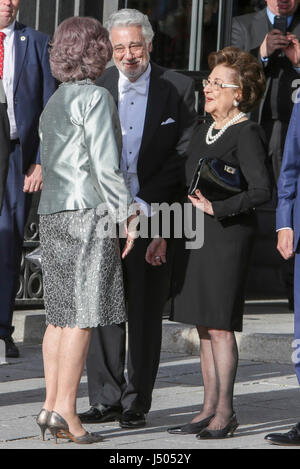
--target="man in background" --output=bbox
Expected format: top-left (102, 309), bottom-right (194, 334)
top-left (0, 0), bottom-right (56, 357)
top-left (232, 0), bottom-right (300, 183)
top-left (0, 79), bottom-right (9, 213)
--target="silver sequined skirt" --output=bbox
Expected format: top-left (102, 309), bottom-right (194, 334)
top-left (39, 209), bottom-right (127, 329)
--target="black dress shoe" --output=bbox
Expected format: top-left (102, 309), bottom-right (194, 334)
top-left (167, 415), bottom-right (215, 434)
top-left (4, 336), bottom-right (20, 358)
top-left (265, 423), bottom-right (300, 446)
top-left (119, 411), bottom-right (146, 429)
top-left (78, 405), bottom-right (121, 424)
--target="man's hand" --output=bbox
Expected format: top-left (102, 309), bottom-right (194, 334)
top-left (284, 33), bottom-right (300, 66)
top-left (145, 238), bottom-right (167, 266)
top-left (277, 228), bottom-right (294, 260)
top-left (23, 164), bottom-right (43, 193)
top-left (260, 29), bottom-right (290, 58)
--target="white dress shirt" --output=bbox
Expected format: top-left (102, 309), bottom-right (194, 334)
top-left (118, 64), bottom-right (152, 216)
top-left (1, 20), bottom-right (18, 139)
top-left (266, 8), bottom-right (293, 29)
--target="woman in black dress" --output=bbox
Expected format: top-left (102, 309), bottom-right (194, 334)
top-left (161, 47), bottom-right (270, 439)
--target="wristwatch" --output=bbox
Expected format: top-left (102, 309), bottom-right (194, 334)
top-left (261, 55), bottom-right (269, 64)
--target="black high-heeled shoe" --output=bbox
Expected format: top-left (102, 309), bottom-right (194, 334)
top-left (196, 414), bottom-right (239, 440)
top-left (167, 415), bottom-right (215, 435)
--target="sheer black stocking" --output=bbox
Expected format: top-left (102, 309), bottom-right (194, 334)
top-left (191, 326), bottom-right (218, 423)
top-left (207, 328), bottom-right (238, 429)
top-left (192, 326), bottom-right (238, 430)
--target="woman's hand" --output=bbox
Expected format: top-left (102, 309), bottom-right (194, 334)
top-left (188, 189), bottom-right (214, 216)
top-left (145, 237), bottom-right (167, 266)
top-left (121, 214), bottom-right (139, 259)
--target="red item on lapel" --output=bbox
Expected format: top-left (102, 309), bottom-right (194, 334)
top-left (0, 32), bottom-right (6, 79)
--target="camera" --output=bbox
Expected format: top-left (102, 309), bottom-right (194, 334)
top-left (274, 15), bottom-right (287, 35)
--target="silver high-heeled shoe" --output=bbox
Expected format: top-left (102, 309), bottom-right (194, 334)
top-left (48, 411), bottom-right (103, 445)
top-left (36, 408), bottom-right (51, 441)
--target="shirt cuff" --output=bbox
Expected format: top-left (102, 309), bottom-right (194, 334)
top-left (276, 227), bottom-right (293, 232)
top-left (134, 197), bottom-right (155, 217)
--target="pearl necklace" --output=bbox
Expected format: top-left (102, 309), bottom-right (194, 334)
top-left (206, 112), bottom-right (246, 145)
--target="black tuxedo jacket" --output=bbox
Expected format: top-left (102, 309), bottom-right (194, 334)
top-left (96, 62), bottom-right (197, 205)
top-left (0, 80), bottom-right (10, 215)
top-left (231, 7), bottom-right (300, 123)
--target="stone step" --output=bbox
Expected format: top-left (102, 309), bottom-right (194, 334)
top-left (11, 303), bottom-right (295, 365)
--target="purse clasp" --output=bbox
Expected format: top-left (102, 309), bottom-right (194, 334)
top-left (224, 165), bottom-right (236, 175)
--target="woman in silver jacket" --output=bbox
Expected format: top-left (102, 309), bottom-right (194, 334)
top-left (36, 17), bottom-right (136, 445)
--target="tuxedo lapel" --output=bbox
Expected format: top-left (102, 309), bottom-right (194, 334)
top-left (101, 64), bottom-right (170, 172)
top-left (138, 64), bottom-right (169, 162)
top-left (13, 22), bottom-right (29, 96)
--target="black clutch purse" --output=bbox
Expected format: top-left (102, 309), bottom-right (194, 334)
top-left (188, 157), bottom-right (247, 201)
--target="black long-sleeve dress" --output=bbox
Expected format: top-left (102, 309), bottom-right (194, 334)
top-left (171, 120), bottom-right (271, 332)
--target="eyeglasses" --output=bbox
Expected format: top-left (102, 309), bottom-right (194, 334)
top-left (202, 79), bottom-right (240, 90)
top-left (113, 44), bottom-right (144, 56)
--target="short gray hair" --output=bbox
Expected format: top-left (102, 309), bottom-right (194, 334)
top-left (105, 8), bottom-right (154, 45)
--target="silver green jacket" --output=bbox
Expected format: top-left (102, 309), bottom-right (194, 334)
top-left (38, 80), bottom-right (132, 218)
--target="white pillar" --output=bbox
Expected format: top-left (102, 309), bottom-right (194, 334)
top-left (74, 0), bottom-right (80, 16)
top-left (103, 0), bottom-right (119, 25)
top-left (35, 0), bottom-right (40, 30)
top-left (0, 339), bottom-right (7, 365)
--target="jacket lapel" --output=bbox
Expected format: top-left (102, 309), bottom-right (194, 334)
top-left (104, 67), bottom-right (119, 106)
top-left (290, 12), bottom-right (300, 34)
top-left (251, 8), bottom-right (272, 48)
top-left (138, 63), bottom-right (169, 161)
top-left (106, 63), bottom-right (169, 172)
top-left (13, 22), bottom-right (29, 96)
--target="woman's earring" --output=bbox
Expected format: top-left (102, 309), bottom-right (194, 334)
top-left (233, 99), bottom-right (239, 107)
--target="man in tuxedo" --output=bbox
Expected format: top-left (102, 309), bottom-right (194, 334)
top-left (231, 0), bottom-right (300, 309)
top-left (0, 0), bottom-right (56, 357)
top-left (265, 98), bottom-right (300, 445)
top-left (79, 8), bottom-right (197, 428)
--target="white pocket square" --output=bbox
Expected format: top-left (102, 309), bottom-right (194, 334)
top-left (161, 118), bottom-right (175, 125)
